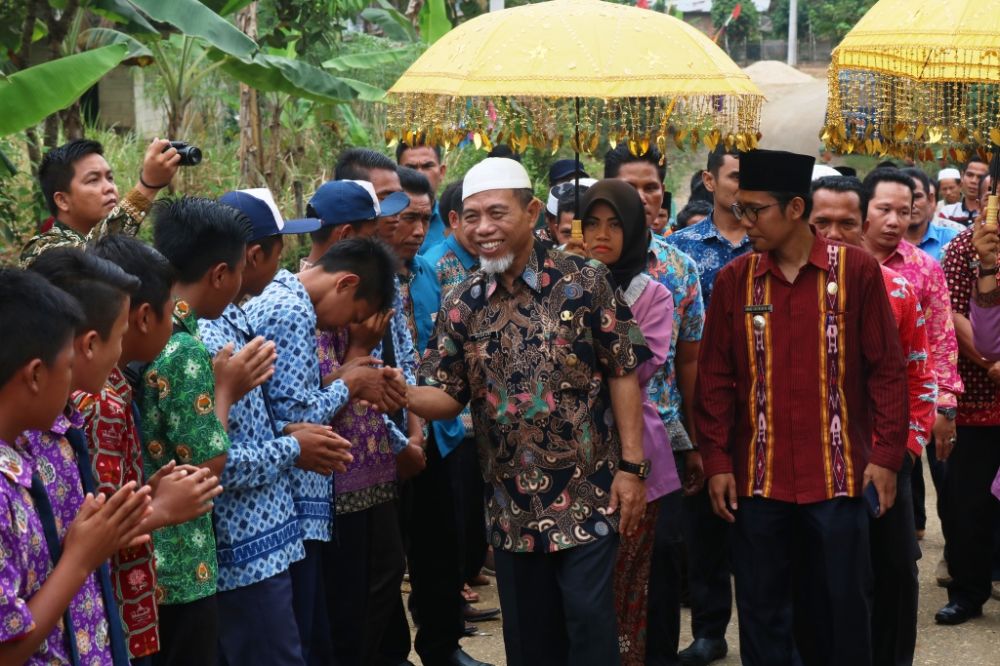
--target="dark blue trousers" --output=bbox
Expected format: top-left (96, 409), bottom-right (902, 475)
top-left (733, 497), bottom-right (872, 666)
top-left (218, 570), bottom-right (305, 666)
top-left (495, 534), bottom-right (621, 666)
top-left (289, 540), bottom-right (333, 666)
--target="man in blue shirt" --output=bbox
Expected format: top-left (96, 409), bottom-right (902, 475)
top-left (667, 147), bottom-right (753, 306)
top-left (201, 188), bottom-right (355, 666)
top-left (397, 142), bottom-right (449, 253)
top-left (901, 166), bottom-right (961, 262)
top-left (665, 146), bottom-right (753, 666)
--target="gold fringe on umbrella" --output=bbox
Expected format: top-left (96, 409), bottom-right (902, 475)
top-left (385, 93), bottom-right (763, 157)
top-left (823, 44), bottom-right (1000, 160)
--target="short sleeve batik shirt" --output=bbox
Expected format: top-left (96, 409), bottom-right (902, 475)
top-left (419, 242), bottom-right (650, 553)
top-left (140, 300), bottom-right (230, 605)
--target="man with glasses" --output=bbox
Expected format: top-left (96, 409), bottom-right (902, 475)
top-left (698, 149), bottom-right (909, 665)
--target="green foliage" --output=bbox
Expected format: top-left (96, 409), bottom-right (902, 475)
top-left (419, 0), bottom-right (452, 44)
top-left (0, 44), bottom-right (128, 136)
top-left (805, 0), bottom-right (878, 41)
top-left (711, 0), bottom-right (760, 44)
top-left (127, 0), bottom-right (258, 59)
top-left (362, 0), bottom-right (418, 42)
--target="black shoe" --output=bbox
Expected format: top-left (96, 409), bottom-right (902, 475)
top-left (463, 605), bottom-right (501, 622)
top-left (934, 602), bottom-right (982, 625)
top-left (446, 648), bottom-right (495, 666)
top-left (463, 623), bottom-right (479, 637)
top-left (678, 638), bottom-right (728, 666)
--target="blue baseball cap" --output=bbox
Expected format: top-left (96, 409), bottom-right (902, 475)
top-left (548, 159), bottom-right (589, 185)
top-left (219, 188), bottom-right (320, 242)
top-left (292, 180), bottom-right (410, 228)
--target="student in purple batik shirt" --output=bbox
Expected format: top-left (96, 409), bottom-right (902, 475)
top-left (0, 267), bottom-right (151, 666)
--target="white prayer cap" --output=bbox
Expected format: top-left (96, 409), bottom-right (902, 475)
top-left (462, 157), bottom-right (533, 201)
top-left (546, 178), bottom-right (599, 215)
top-left (811, 164), bottom-right (841, 181)
top-left (937, 168), bottom-right (961, 182)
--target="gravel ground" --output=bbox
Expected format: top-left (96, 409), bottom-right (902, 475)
top-left (407, 463), bottom-right (1000, 664)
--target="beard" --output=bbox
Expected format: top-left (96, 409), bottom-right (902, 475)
top-left (480, 253), bottom-right (515, 275)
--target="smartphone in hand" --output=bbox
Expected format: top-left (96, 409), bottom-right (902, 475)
top-left (863, 482), bottom-right (881, 518)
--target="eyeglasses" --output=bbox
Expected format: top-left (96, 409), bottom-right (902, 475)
top-left (730, 202), bottom-right (779, 223)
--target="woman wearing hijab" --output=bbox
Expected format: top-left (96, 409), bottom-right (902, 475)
top-left (570, 179), bottom-right (680, 665)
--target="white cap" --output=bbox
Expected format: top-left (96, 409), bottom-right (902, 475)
top-left (462, 157), bottom-right (532, 201)
top-left (239, 187), bottom-right (286, 228)
top-left (546, 178), bottom-right (599, 215)
top-left (347, 180), bottom-right (382, 215)
top-left (811, 164), bottom-right (841, 181)
top-left (937, 168), bottom-right (961, 182)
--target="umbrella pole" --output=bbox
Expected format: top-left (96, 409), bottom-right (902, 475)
top-left (572, 96), bottom-right (583, 241)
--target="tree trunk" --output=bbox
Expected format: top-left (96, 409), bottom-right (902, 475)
top-left (236, 3), bottom-right (264, 187)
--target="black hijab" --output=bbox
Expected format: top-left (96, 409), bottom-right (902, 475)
top-left (579, 179), bottom-right (651, 289)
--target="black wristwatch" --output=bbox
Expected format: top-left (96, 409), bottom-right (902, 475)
top-left (937, 406), bottom-right (957, 421)
top-left (979, 264), bottom-right (999, 277)
top-left (618, 459), bottom-right (651, 480)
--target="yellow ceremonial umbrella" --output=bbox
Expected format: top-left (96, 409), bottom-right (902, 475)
top-left (386, 0), bottom-right (765, 157)
top-left (822, 0), bottom-right (1000, 163)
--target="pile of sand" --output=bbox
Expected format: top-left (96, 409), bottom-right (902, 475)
top-left (742, 60), bottom-right (815, 85)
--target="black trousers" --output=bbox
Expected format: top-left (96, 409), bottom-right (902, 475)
top-left (870, 455), bottom-right (920, 666)
top-left (151, 595), bottom-right (218, 666)
top-left (325, 500), bottom-right (406, 666)
top-left (910, 437), bottom-right (948, 533)
top-left (646, 489), bottom-right (683, 666)
top-left (457, 439), bottom-right (488, 581)
top-left (680, 483), bottom-right (732, 641)
top-left (495, 535), bottom-right (621, 666)
top-left (944, 425), bottom-right (1000, 609)
top-left (218, 571), bottom-right (305, 666)
top-left (733, 497), bottom-right (872, 666)
top-left (406, 440), bottom-right (466, 663)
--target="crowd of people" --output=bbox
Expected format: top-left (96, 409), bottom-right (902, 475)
top-left (1, 132), bottom-right (999, 666)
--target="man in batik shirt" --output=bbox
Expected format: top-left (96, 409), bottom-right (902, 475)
top-left (20, 137), bottom-right (179, 267)
top-left (409, 158), bottom-right (650, 666)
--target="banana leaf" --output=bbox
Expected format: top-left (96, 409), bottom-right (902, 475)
top-left (0, 44), bottom-right (128, 137)
top-left (215, 52), bottom-right (385, 103)
top-left (127, 0), bottom-right (257, 59)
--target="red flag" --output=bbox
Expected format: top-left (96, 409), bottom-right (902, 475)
top-left (637, 0), bottom-right (649, 7)
top-left (732, 3), bottom-right (742, 21)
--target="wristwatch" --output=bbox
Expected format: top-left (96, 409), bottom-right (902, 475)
top-left (937, 406), bottom-right (957, 421)
top-left (618, 459), bottom-right (651, 480)
top-left (979, 264), bottom-right (999, 277)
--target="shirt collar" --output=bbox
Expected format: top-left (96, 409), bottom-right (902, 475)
top-left (0, 441), bottom-right (32, 488)
top-left (220, 303), bottom-right (254, 340)
top-left (444, 234), bottom-right (478, 270)
top-left (172, 298), bottom-right (199, 337)
top-left (483, 241), bottom-right (546, 298)
top-left (693, 213), bottom-right (751, 248)
top-left (50, 404), bottom-right (84, 435)
top-left (754, 230), bottom-right (830, 278)
top-left (52, 220), bottom-right (86, 241)
top-left (107, 366), bottom-right (132, 403)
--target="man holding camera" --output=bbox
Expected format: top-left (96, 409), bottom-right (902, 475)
top-left (20, 137), bottom-right (183, 267)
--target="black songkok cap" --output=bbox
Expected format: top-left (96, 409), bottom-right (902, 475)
top-left (834, 165), bottom-right (858, 178)
top-left (738, 149), bottom-right (816, 196)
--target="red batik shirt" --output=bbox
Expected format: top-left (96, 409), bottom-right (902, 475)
top-left (72, 367), bottom-right (159, 658)
top-left (941, 228), bottom-right (1000, 426)
top-left (697, 235), bottom-right (909, 503)
top-left (880, 266), bottom-right (937, 457)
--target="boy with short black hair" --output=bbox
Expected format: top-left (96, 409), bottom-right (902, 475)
top-left (0, 268), bottom-right (152, 665)
top-left (79, 234), bottom-right (224, 661)
top-left (23, 249), bottom-right (160, 665)
top-left (204, 189), bottom-right (354, 665)
top-left (243, 236), bottom-right (405, 663)
top-left (143, 196), bottom-right (274, 666)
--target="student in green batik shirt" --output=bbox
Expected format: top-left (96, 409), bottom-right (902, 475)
top-left (141, 197), bottom-right (276, 666)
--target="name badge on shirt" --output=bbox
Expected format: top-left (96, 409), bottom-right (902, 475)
top-left (744, 304), bottom-right (773, 314)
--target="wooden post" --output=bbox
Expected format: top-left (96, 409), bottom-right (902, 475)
top-left (236, 2), bottom-right (264, 187)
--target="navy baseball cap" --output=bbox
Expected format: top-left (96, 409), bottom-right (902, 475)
top-left (548, 159), bottom-right (589, 185)
top-left (219, 188), bottom-right (320, 242)
top-left (291, 180), bottom-right (410, 228)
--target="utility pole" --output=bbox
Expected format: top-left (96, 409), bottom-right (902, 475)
top-left (787, 0), bottom-right (798, 66)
